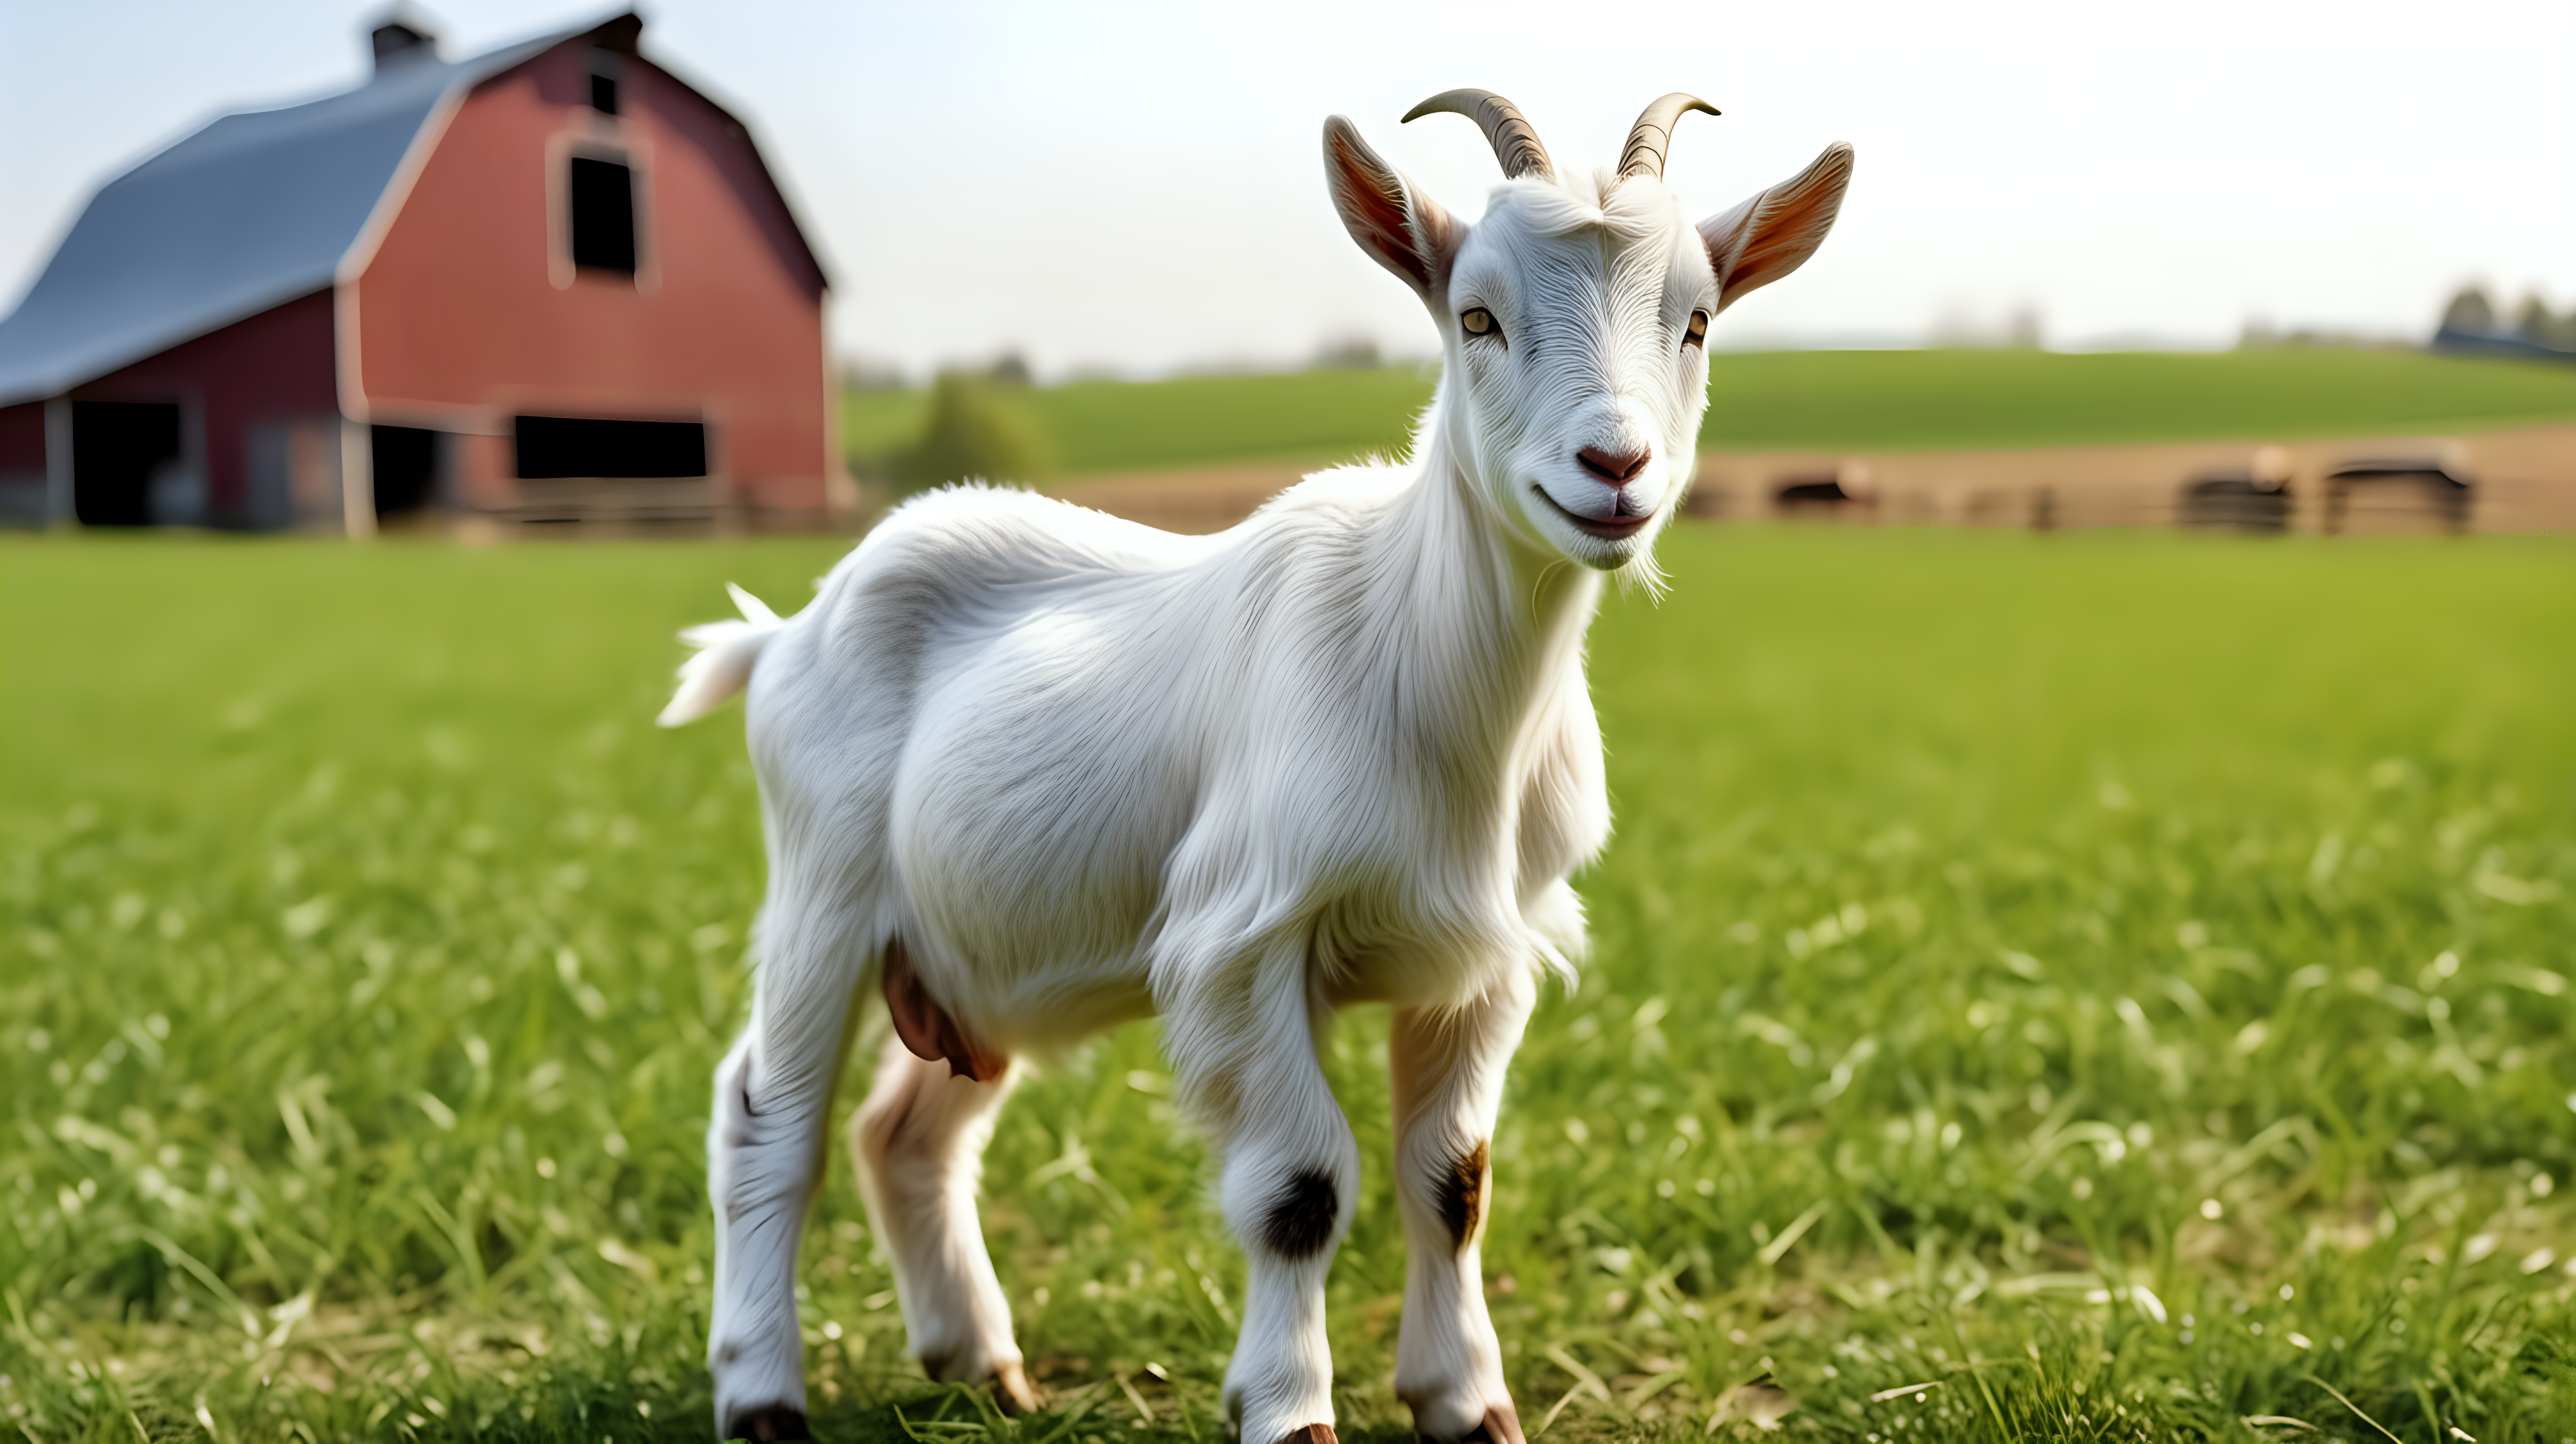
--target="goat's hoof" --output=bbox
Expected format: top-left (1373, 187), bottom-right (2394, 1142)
top-left (723, 1404), bottom-right (811, 1441)
top-left (1275, 1426), bottom-right (1338, 1444)
top-left (992, 1360), bottom-right (1044, 1415)
top-left (1455, 1404), bottom-right (1526, 1444)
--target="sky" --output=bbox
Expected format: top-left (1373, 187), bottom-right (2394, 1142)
top-left (1, 0), bottom-right (2570, 380)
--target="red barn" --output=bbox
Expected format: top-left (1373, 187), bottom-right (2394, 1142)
top-left (0, 11), bottom-right (842, 533)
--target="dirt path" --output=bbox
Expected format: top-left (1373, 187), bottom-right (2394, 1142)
top-left (1050, 425), bottom-right (2576, 535)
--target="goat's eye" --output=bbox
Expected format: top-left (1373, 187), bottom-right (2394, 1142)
top-left (1682, 310), bottom-right (1710, 350)
top-left (1460, 307), bottom-right (1501, 341)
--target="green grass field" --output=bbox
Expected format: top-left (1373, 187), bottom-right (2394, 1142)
top-left (843, 349), bottom-right (2576, 480)
top-left (4, 529), bottom-right (2573, 1444)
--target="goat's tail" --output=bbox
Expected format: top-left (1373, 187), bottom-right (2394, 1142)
top-left (656, 582), bottom-right (785, 727)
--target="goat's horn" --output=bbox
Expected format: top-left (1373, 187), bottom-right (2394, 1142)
top-left (1619, 92), bottom-right (1721, 179)
top-left (1402, 89), bottom-right (1554, 181)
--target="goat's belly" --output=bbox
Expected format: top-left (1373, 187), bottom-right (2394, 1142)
top-left (892, 783), bottom-right (1175, 980)
top-left (887, 658), bottom-right (1195, 1045)
top-left (893, 826), bottom-right (1169, 1053)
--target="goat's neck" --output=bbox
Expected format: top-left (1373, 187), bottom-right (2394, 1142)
top-left (1368, 410), bottom-right (1604, 770)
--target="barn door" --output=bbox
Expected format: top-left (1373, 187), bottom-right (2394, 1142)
top-left (70, 401), bottom-right (182, 526)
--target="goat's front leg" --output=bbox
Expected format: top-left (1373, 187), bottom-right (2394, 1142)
top-left (706, 898), bottom-right (869, 1442)
top-left (1164, 941), bottom-right (1357, 1444)
top-left (1389, 964), bottom-right (1537, 1444)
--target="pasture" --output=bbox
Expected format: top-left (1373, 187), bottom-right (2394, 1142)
top-left (3, 527), bottom-right (2573, 1443)
top-left (840, 349), bottom-right (2576, 480)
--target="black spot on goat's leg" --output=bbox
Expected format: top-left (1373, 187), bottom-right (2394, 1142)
top-left (1261, 1167), bottom-right (1341, 1258)
top-left (722, 1404), bottom-right (811, 1441)
top-left (1437, 1139), bottom-right (1489, 1250)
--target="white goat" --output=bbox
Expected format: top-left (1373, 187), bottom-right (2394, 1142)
top-left (662, 91), bottom-right (1851, 1444)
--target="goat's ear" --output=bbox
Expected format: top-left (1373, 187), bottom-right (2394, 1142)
top-left (1698, 142), bottom-right (1853, 313)
top-left (1324, 115), bottom-right (1457, 298)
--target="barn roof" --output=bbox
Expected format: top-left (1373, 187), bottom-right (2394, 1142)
top-left (0, 10), bottom-right (806, 408)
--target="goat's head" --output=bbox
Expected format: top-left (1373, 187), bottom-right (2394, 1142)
top-left (1326, 92), bottom-right (1852, 572)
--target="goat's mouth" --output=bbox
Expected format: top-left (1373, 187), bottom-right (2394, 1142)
top-left (1533, 486), bottom-right (1652, 542)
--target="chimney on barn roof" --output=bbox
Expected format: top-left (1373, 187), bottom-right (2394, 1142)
top-left (369, 9), bottom-right (439, 71)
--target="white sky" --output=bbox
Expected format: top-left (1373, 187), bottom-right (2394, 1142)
top-left (2, 0), bottom-right (2570, 379)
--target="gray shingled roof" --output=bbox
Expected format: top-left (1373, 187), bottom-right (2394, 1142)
top-left (0, 16), bottom-right (620, 406)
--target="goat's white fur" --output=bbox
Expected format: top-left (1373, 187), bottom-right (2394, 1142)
top-left (670, 104), bottom-right (1849, 1444)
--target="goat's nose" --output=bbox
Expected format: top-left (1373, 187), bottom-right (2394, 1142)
top-left (1575, 445), bottom-right (1651, 486)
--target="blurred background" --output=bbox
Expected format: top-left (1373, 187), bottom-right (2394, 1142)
top-left (0, 0), bottom-right (2570, 534)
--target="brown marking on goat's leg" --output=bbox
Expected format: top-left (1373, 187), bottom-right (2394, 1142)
top-left (1436, 1139), bottom-right (1489, 1251)
top-left (882, 937), bottom-right (1008, 1082)
top-left (721, 1404), bottom-right (811, 1441)
top-left (1460, 1402), bottom-right (1526, 1444)
top-left (1275, 1425), bottom-right (1339, 1444)
top-left (1261, 1167), bottom-right (1340, 1258)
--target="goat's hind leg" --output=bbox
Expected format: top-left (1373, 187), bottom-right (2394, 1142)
top-left (706, 888), bottom-right (872, 1442)
top-left (849, 1030), bottom-right (1035, 1410)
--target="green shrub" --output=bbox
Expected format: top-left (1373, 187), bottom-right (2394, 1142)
top-left (888, 371), bottom-right (1054, 493)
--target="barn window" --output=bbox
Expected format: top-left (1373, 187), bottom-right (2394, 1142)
top-left (371, 425), bottom-right (441, 515)
top-left (568, 157), bottom-right (636, 273)
top-left (590, 73), bottom-right (617, 115)
top-left (514, 416), bottom-right (706, 479)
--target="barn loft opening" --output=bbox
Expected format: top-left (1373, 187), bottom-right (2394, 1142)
top-left (588, 51), bottom-right (622, 115)
top-left (71, 401), bottom-right (181, 527)
top-left (569, 158), bottom-right (637, 273)
top-left (370, 425), bottom-right (441, 515)
top-left (514, 416), bottom-right (705, 479)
